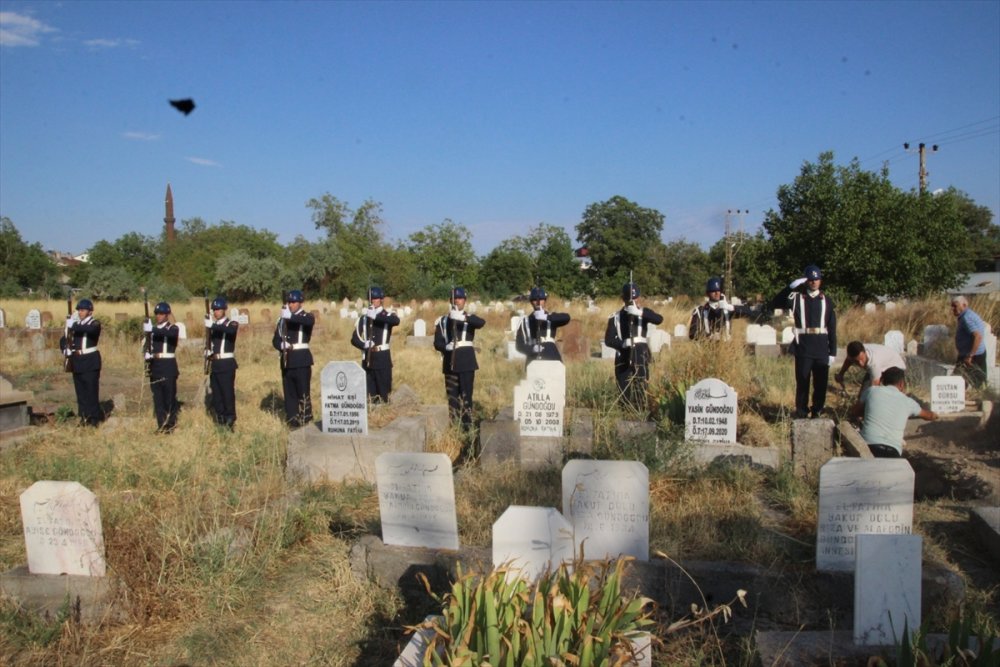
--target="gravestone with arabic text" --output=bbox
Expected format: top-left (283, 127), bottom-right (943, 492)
top-left (685, 378), bottom-right (738, 444)
top-left (20, 481), bottom-right (106, 576)
top-left (376, 452), bottom-right (458, 550)
top-left (562, 460), bottom-right (649, 561)
top-left (320, 361), bottom-right (368, 435)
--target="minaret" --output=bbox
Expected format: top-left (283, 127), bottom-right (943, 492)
top-left (164, 183), bottom-right (176, 243)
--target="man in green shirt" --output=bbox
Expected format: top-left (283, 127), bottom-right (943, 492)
top-left (848, 367), bottom-right (937, 458)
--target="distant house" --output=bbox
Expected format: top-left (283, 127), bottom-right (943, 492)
top-left (48, 250), bottom-right (85, 285)
top-left (949, 271), bottom-right (1000, 297)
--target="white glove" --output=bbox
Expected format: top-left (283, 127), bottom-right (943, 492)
top-left (144, 352), bottom-right (153, 361)
top-left (280, 306), bottom-right (292, 320)
top-left (533, 310), bottom-right (547, 321)
top-left (789, 277), bottom-right (807, 290)
top-left (143, 321), bottom-right (153, 333)
top-left (204, 317), bottom-right (213, 329)
top-left (720, 299), bottom-right (735, 312)
top-left (204, 349), bottom-right (213, 358)
top-left (828, 356), bottom-right (836, 366)
top-left (366, 307), bottom-right (378, 319)
top-left (363, 340), bottom-right (373, 349)
top-left (444, 342), bottom-right (455, 351)
top-left (449, 309), bottom-right (466, 321)
top-left (626, 304), bottom-right (642, 317)
top-left (66, 317), bottom-right (75, 328)
top-left (63, 348), bottom-right (72, 357)
top-left (532, 344), bottom-right (543, 354)
top-left (280, 341), bottom-right (291, 350)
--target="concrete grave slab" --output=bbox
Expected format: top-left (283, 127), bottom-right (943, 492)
top-left (376, 452), bottom-right (458, 550)
top-left (493, 506), bottom-right (574, 581)
top-left (792, 418), bottom-right (836, 476)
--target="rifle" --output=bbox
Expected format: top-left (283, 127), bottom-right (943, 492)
top-left (627, 270), bottom-right (638, 370)
top-left (63, 292), bottom-right (74, 372)
top-left (278, 293), bottom-right (289, 370)
top-left (364, 284), bottom-right (373, 368)
top-left (203, 291), bottom-right (212, 375)
top-left (142, 288), bottom-right (152, 378)
top-left (449, 284), bottom-right (457, 372)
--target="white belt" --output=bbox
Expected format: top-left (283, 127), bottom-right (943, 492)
top-left (73, 347), bottom-right (97, 355)
top-left (291, 343), bottom-right (310, 350)
top-left (213, 352), bottom-right (235, 359)
top-left (153, 353), bottom-right (175, 359)
top-left (373, 343), bottom-right (390, 352)
top-left (795, 328), bottom-right (827, 334)
top-left (538, 337), bottom-right (555, 344)
top-left (622, 337), bottom-right (648, 348)
top-left (454, 341), bottom-right (474, 348)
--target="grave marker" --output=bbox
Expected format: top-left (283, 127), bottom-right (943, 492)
top-left (237, 308), bottom-right (250, 325)
top-left (864, 303), bottom-right (876, 313)
top-left (673, 323), bottom-right (688, 339)
top-left (884, 301), bottom-right (896, 311)
top-left (906, 339), bottom-right (919, 356)
top-left (816, 458), bottom-right (914, 571)
top-left (930, 376), bottom-right (965, 414)
top-left (493, 506), bottom-right (574, 581)
top-left (923, 324), bottom-right (950, 349)
top-left (514, 361), bottom-right (566, 437)
top-left (854, 534), bottom-right (922, 646)
top-left (884, 330), bottom-right (905, 355)
top-left (745, 324), bottom-right (762, 344)
top-left (562, 460), bottom-right (649, 561)
top-left (413, 319), bottom-right (427, 338)
top-left (320, 361), bottom-right (368, 435)
top-left (20, 481), bottom-right (106, 576)
top-left (376, 453), bottom-right (458, 550)
top-left (685, 378), bottom-right (738, 444)
top-left (25, 309), bottom-right (41, 329)
top-left (510, 316), bottom-right (521, 334)
top-left (0, 307), bottom-right (4, 328)
top-left (756, 325), bottom-right (777, 345)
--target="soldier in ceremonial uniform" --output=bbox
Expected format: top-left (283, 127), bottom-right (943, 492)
top-left (689, 277), bottom-right (736, 341)
top-left (788, 265), bottom-right (837, 418)
top-left (60, 298), bottom-right (103, 426)
top-left (351, 286), bottom-right (400, 404)
top-left (604, 283), bottom-right (663, 413)
top-left (433, 287), bottom-right (485, 432)
top-left (205, 296), bottom-right (239, 430)
top-left (273, 289), bottom-right (314, 428)
top-left (515, 287), bottom-right (571, 365)
top-left (144, 302), bottom-right (180, 433)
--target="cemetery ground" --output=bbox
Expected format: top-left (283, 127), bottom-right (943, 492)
top-left (0, 296), bottom-right (998, 666)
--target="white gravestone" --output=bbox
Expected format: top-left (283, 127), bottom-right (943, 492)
top-left (985, 325), bottom-right (996, 368)
top-left (816, 458), bottom-right (914, 571)
top-left (412, 319), bottom-right (427, 338)
top-left (20, 481), bottom-right (106, 576)
top-left (648, 328), bottom-right (670, 354)
top-left (228, 307), bottom-right (240, 322)
top-left (884, 301), bottom-right (896, 311)
top-left (673, 323), bottom-right (688, 339)
top-left (781, 326), bottom-right (795, 345)
top-left (514, 360), bottom-right (566, 437)
top-left (376, 453), bottom-right (458, 550)
top-left (562, 460), bottom-right (649, 561)
top-left (884, 330), bottom-right (905, 355)
top-left (864, 303), bottom-right (877, 313)
top-left (507, 340), bottom-right (527, 361)
top-left (25, 309), bottom-right (42, 329)
top-left (854, 534), bottom-right (922, 646)
top-left (493, 506), bottom-right (574, 581)
top-left (320, 361), bottom-right (368, 435)
top-left (931, 375), bottom-right (965, 414)
top-left (339, 307), bottom-right (349, 319)
top-left (509, 315), bottom-right (521, 334)
top-left (175, 322), bottom-right (187, 340)
top-left (0, 307), bottom-right (5, 328)
top-left (906, 339), bottom-right (919, 356)
top-left (685, 378), bottom-right (738, 444)
top-left (756, 325), bottom-right (777, 346)
top-left (600, 342), bottom-right (616, 359)
top-left (745, 324), bottom-right (762, 345)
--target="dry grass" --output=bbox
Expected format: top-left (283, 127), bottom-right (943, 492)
top-left (1, 295), bottom-right (997, 664)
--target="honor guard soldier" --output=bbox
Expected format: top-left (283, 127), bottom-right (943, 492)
top-left (788, 265), bottom-right (837, 418)
top-left (604, 282), bottom-right (663, 413)
top-left (351, 286), bottom-right (400, 404)
top-left (60, 298), bottom-right (103, 426)
top-left (515, 287), bottom-right (571, 365)
top-left (273, 289), bottom-right (315, 428)
top-left (144, 302), bottom-right (180, 433)
top-left (689, 277), bottom-right (736, 341)
top-left (433, 287), bottom-right (486, 432)
top-left (205, 296), bottom-right (239, 430)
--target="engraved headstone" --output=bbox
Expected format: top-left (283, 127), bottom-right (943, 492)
top-left (237, 308), bottom-right (250, 326)
top-left (745, 323), bottom-right (762, 344)
top-left (648, 328), bottom-right (670, 354)
top-left (376, 452), bottom-right (458, 550)
top-left (906, 339), bottom-right (919, 356)
top-left (514, 360), bottom-right (566, 437)
top-left (229, 307), bottom-right (240, 322)
top-left (339, 307), bottom-right (349, 319)
top-left (685, 378), bottom-right (738, 444)
top-left (884, 301), bottom-right (896, 311)
top-left (673, 323), bottom-right (688, 339)
top-left (413, 319), bottom-right (427, 338)
top-left (0, 307), bottom-right (5, 328)
top-left (562, 460), bottom-right (649, 561)
top-left (930, 375), bottom-right (965, 414)
top-left (25, 309), bottom-right (41, 329)
top-left (884, 330), bottom-right (905, 355)
top-left (20, 481), bottom-right (106, 576)
top-left (493, 506), bottom-right (574, 581)
top-left (756, 325), bottom-right (777, 345)
top-left (320, 361), bottom-right (368, 435)
top-left (864, 302), bottom-right (876, 313)
top-left (506, 340), bottom-right (527, 361)
top-left (600, 342), bottom-right (616, 359)
top-left (816, 458), bottom-right (914, 571)
top-left (854, 534), bottom-right (922, 646)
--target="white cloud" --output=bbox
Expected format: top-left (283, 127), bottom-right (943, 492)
top-left (84, 37), bottom-right (139, 49)
top-left (122, 131), bottom-right (160, 141)
top-left (186, 157), bottom-right (221, 167)
top-left (0, 11), bottom-right (58, 47)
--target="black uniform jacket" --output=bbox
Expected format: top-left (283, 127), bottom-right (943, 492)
top-left (350, 307), bottom-right (401, 370)
top-left (515, 309), bottom-right (571, 361)
top-left (272, 309), bottom-right (315, 368)
top-left (604, 306), bottom-right (663, 370)
top-left (433, 310), bottom-right (486, 373)
top-left (149, 322), bottom-right (180, 377)
top-left (60, 316), bottom-right (102, 373)
top-left (208, 318), bottom-right (239, 373)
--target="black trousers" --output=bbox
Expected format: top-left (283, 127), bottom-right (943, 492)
top-left (957, 353), bottom-right (988, 389)
top-left (73, 370), bottom-right (102, 426)
top-left (282, 366), bottom-right (313, 427)
top-left (210, 370), bottom-right (237, 428)
top-left (150, 374), bottom-right (178, 432)
top-left (367, 367), bottom-right (392, 403)
top-left (868, 443), bottom-right (901, 458)
top-left (615, 364), bottom-right (650, 414)
top-left (794, 355), bottom-right (829, 416)
top-left (445, 371), bottom-right (475, 430)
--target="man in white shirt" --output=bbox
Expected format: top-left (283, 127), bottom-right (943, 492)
top-left (835, 341), bottom-right (905, 396)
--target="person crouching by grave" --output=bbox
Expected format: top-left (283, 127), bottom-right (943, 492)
top-left (834, 340), bottom-right (905, 398)
top-left (144, 302), bottom-right (180, 433)
top-left (848, 367), bottom-right (937, 458)
top-left (515, 286), bottom-right (571, 365)
top-left (351, 286), bottom-right (400, 404)
top-left (950, 295), bottom-right (988, 389)
top-left (689, 277), bottom-right (736, 341)
top-left (604, 282), bottom-right (664, 414)
top-left (59, 298), bottom-right (103, 426)
top-left (205, 296), bottom-right (239, 430)
top-left (273, 290), bottom-right (315, 428)
top-left (788, 265), bottom-right (837, 419)
top-left (434, 287), bottom-right (486, 432)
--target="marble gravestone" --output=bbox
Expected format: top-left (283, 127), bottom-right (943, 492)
top-left (816, 458), bottom-right (914, 571)
top-left (884, 330), bottom-right (905, 356)
top-left (854, 534), bottom-right (922, 646)
top-left (510, 316), bottom-right (521, 334)
top-left (745, 324), bottom-right (762, 345)
top-left (931, 376), bottom-right (965, 414)
top-left (320, 361), bottom-right (368, 435)
top-left (493, 506), bottom-right (574, 581)
top-left (756, 325), bottom-right (777, 346)
top-left (514, 360), bottom-right (566, 437)
top-left (922, 324), bottom-right (950, 350)
top-left (673, 323), bottom-right (688, 339)
top-left (20, 481), bottom-right (106, 576)
top-left (684, 378), bottom-right (738, 444)
top-left (25, 309), bottom-right (41, 330)
top-left (0, 307), bottom-right (4, 328)
top-left (864, 303), bottom-right (876, 313)
top-left (412, 319), bottom-right (427, 338)
top-left (562, 460), bottom-right (649, 561)
top-left (376, 452), bottom-right (458, 550)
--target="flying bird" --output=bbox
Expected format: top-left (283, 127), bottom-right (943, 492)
top-left (169, 98), bottom-right (196, 116)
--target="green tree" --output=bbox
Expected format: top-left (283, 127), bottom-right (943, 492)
top-left (86, 232), bottom-right (161, 284)
top-left (405, 220), bottom-right (478, 298)
top-left (83, 265), bottom-right (138, 301)
top-left (643, 239), bottom-right (710, 298)
top-left (947, 188), bottom-right (1000, 272)
top-left (479, 223), bottom-right (585, 298)
top-left (575, 196), bottom-right (665, 296)
top-left (0, 217), bottom-right (59, 296)
top-left (707, 230), bottom-right (781, 300)
top-left (215, 250), bottom-right (286, 301)
top-left (479, 243), bottom-right (534, 299)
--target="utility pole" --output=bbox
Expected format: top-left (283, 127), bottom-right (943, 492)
top-left (903, 142), bottom-right (938, 194)
top-left (724, 209), bottom-right (747, 296)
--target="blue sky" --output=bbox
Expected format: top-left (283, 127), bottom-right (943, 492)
top-left (1, 1), bottom-right (997, 256)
